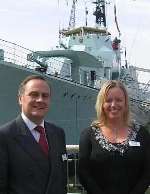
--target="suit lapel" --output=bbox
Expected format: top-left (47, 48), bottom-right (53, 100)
top-left (14, 115), bottom-right (50, 175)
top-left (45, 122), bottom-right (57, 175)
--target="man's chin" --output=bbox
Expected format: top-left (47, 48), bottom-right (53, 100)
top-left (31, 112), bottom-right (45, 119)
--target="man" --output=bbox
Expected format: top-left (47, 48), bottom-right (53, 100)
top-left (0, 75), bottom-right (67, 194)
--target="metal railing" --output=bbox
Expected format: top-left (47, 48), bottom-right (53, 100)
top-left (66, 145), bottom-right (85, 194)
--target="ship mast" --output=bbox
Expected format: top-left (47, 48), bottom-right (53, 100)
top-left (68, 0), bottom-right (106, 29)
top-left (68, 0), bottom-right (77, 29)
top-left (93, 0), bottom-right (106, 27)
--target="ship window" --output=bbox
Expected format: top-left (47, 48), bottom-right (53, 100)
top-left (88, 47), bottom-right (92, 51)
top-left (91, 71), bottom-right (96, 81)
top-left (112, 72), bottom-right (119, 80)
top-left (79, 38), bottom-right (83, 43)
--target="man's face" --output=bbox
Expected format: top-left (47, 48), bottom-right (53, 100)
top-left (19, 79), bottom-right (50, 124)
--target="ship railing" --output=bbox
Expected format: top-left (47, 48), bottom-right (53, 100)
top-left (66, 145), bottom-right (86, 194)
top-left (0, 39), bottom-right (104, 90)
top-left (0, 38), bottom-right (72, 80)
top-left (0, 39), bottom-right (93, 88)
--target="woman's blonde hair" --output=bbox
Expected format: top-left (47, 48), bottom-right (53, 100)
top-left (92, 80), bottom-right (131, 127)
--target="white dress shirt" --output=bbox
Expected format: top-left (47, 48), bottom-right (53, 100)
top-left (21, 112), bottom-right (45, 142)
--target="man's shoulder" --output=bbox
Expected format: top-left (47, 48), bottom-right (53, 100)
top-left (0, 118), bottom-right (17, 135)
top-left (45, 121), bottom-right (65, 133)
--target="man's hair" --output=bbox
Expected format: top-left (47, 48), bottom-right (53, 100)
top-left (18, 75), bottom-right (50, 96)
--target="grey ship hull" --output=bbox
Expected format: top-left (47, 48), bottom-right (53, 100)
top-left (0, 60), bottom-right (97, 144)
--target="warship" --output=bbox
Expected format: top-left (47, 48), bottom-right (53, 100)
top-left (0, 0), bottom-right (150, 144)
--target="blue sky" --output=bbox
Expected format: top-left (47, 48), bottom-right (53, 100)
top-left (0, 0), bottom-right (150, 83)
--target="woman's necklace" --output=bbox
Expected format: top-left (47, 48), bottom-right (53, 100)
top-left (100, 125), bottom-right (130, 143)
top-left (113, 127), bottom-right (131, 143)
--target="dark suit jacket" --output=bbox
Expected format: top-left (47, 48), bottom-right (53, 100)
top-left (0, 115), bottom-right (67, 194)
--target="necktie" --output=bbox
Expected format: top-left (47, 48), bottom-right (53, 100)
top-left (35, 126), bottom-right (49, 156)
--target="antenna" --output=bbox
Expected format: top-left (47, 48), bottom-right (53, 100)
top-left (85, 5), bottom-right (88, 26)
top-left (114, 3), bottom-right (121, 36)
top-left (69, 0), bottom-right (78, 29)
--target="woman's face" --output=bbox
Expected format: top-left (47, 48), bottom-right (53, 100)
top-left (103, 87), bottom-right (126, 122)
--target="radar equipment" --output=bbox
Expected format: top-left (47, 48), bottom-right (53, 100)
top-left (93, 0), bottom-right (106, 27)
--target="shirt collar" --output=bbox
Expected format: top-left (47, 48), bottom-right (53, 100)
top-left (21, 112), bottom-right (44, 131)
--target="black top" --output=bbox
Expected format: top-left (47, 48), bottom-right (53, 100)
top-left (78, 124), bottom-right (150, 194)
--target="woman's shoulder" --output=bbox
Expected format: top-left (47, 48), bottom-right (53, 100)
top-left (81, 124), bottom-right (100, 135)
top-left (80, 126), bottom-right (92, 136)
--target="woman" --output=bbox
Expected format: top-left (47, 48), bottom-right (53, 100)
top-left (78, 80), bottom-right (150, 194)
